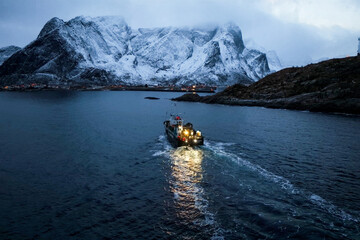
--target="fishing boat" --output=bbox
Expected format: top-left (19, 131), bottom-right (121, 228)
top-left (164, 115), bottom-right (204, 147)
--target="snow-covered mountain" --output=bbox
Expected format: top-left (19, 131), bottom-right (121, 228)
top-left (0, 16), bottom-right (272, 86)
top-left (0, 46), bottom-right (21, 66)
top-left (244, 39), bottom-right (283, 72)
top-left (264, 51), bottom-right (283, 72)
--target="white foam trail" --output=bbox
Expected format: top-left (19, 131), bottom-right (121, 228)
top-left (309, 194), bottom-right (358, 222)
top-left (204, 140), bottom-right (359, 223)
top-left (150, 135), bottom-right (172, 156)
top-left (204, 141), bottom-right (298, 193)
top-left (151, 149), bottom-right (168, 157)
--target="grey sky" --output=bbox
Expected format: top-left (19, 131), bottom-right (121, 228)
top-left (0, 0), bottom-right (359, 66)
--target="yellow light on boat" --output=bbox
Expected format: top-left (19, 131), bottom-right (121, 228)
top-left (184, 130), bottom-right (189, 136)
top-left (196, 131), bottom-right (201, 137)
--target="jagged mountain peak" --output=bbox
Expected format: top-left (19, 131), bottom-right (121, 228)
top-left (0, 16), bottom-right (273, 86)
top-left (38, 17), bottom-right (65, 39)
top-left (0, 45), bottom-right (21, 52)
top-left (68, 15), bottom-right (128, 27)
top-left (219, 22), bottom-right (241, 32)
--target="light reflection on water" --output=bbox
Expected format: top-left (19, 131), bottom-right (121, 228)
top-left (169, 147), bottom-right (215, 227)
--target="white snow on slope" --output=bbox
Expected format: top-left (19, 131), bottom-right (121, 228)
top-left (28, 16), bottom-right (277, 85)
top-left (244, 39), bottom-right (283, 72)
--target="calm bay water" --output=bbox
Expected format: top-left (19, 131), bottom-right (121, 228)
top-left (0, 91), bottom-right (359, 239)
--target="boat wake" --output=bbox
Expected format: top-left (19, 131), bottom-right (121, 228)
top-left (204, 140), bottom-right (359, 224)
top-left (151, 136), bottom-right (359, 238)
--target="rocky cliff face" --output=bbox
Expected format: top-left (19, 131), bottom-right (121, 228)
top-left (0, 46), bottom-right (21, 65)
top-left (244, 39), bottom-right (283, 72)
top-left (0, 16), bottom-right (272, 86)
top-left (173, 56), bottom-right (360, 114)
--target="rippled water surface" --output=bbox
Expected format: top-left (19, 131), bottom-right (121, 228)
top-left (0, 91), bottom-right (359, 239)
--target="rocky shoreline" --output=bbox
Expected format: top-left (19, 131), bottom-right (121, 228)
top-left (173, 56), bottom-right (360, 115)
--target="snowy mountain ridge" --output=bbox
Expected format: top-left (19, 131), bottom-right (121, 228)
top-left (0, 16), bottom-right (274, 86)
top-left (244, 39), bottom-right (283, 71)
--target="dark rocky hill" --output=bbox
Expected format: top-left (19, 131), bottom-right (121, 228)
top-left (173, 56), bottom-right (360, 114)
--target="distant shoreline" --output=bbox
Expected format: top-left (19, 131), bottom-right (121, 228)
top-left (0, 85), bottom-right (217, 93)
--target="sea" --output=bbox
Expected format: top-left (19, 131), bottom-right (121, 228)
top-left (0, 91), bottom-right (359, 240)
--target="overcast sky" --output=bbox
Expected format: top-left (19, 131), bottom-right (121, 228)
top-left (0, 0), bottom-right (359, 66)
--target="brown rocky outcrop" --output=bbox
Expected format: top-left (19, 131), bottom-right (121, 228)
top-left (173, 56), bottom-right (360, 114)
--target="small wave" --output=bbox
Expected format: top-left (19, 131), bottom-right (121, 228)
top-left (157, 135), bottom-right (166, 142)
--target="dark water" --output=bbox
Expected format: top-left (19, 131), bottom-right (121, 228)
top-left (0, 91), bottom-right (359, 240)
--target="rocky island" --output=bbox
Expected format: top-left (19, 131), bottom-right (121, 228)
top-left (173, 56), bottom-right (360, 114)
